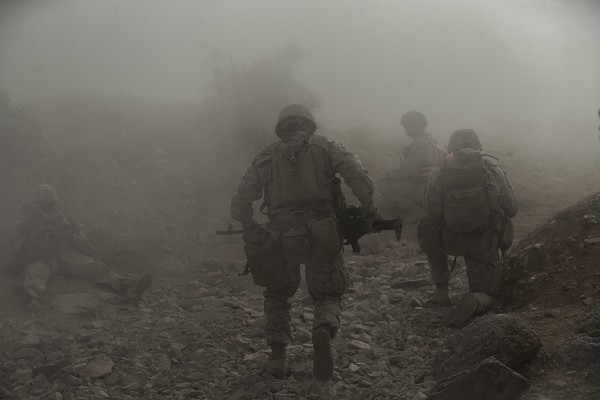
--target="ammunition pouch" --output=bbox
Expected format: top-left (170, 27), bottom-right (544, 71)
top-left (244, 227), bottom-right (287, 288)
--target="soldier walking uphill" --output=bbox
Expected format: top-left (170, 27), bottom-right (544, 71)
top-left (379, 110), bottom-right (444, 223)
top-left (231, 104), bottom-right (382, 381)
top-left (418, 129), bottom-right (518, 327)
top-left (10, 184), bottom-right (153, 307)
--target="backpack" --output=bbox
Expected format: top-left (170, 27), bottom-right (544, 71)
top-left (266, 135), bottom-right (333, 210)
top-left (439, 149), bottom-right (502, 254)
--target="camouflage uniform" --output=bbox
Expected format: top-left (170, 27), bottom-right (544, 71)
top-left (421, 129), bottom-right (517, 325)
top-left (231, 104), bottom-right (378, 380)
top-left (379, 111), bottom-right (443, 222)
top-left (424, 165), bottom-right (518, 292)
top-left (12, 184), bottom-right (152, 305)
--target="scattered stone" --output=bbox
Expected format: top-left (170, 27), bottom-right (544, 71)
top-left (410, 297), bottom-right (424, 308)
top-left (348, 340), bottom-right (372, 351)
top-left (391, 278), bottom-right (431, 290)
top-left (348, 363), bottom-right (360, 372)
top-left (82, 354), bottom-right (114, 378)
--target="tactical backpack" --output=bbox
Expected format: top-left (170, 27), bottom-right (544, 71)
top-left (266, 136), bottom-right (333, 211)
top-left (439, 149), bottom-right (502, 255)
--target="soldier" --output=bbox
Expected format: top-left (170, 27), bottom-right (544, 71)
top-left (379, 110), bottom-right (444, 223)
top-left (11, 184), bottom-right (153, 307)
top-left (231, 104), bottom-right (381, 381)
top-left (418, 129), bottom-right (518, 327)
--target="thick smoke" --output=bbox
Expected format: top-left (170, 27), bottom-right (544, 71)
top-left (0, 0), bottom-right (599, 154)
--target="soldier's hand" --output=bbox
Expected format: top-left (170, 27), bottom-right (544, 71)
top-left (365, 210), bottom-right (384, 233)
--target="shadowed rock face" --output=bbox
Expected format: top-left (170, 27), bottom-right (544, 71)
top-left (433, 313), bottom-right (541, 380)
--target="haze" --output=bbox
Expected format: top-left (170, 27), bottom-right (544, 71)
top-left (1, 0), bottom-right (599, 152)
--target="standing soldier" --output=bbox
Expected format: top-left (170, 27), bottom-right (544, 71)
top-left (379, 110), bottom-right (444, 223)
top-left (418, 129), bottom-right (518, 327)
top-left (11, 184), bottom-right (153, 307)
top-left (231, 104), bottom-right (381, 381)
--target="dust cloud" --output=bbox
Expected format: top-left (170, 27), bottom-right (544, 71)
top-left (1, 0), bottom-right (599, 156)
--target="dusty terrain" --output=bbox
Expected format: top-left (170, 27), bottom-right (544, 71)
top-left (1, 96), bottom-right (599, 400)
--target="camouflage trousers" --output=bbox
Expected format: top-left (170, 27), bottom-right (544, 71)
top-left (22, 251), bottom-right (127, 296)
top-left (263, 253), bottom-right (350, 346)
top-left (427, 231), bottom-right (503, 295)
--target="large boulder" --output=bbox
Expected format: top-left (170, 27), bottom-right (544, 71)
top-left (555, 335), bottom-right (600, 370)
top-left (433, 314), bottom-right (541, 379)
top-left (428, 357), bottom-right (530, 400)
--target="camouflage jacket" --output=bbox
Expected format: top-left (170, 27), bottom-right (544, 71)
top-left (13, 204), bottom-right (97, 263)
top-left (390, 134), bottom-right (444, 182)
top-left (231, 133), bottom-right (376, 228)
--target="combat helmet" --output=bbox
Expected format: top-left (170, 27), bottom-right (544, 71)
top-left (275, 103), bottom-right (317, 137)
top-left (448, 129), bottom-right (482, 152)
top-left (400, 110), bottom-right (428, 128)
top-left (32, 184), bottom-right (59, 204)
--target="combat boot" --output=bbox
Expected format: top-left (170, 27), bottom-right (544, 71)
top-left (426, 282), bottom-right (453, 307)
top-left (126, 272), bottom-right (153, 304)
top-left (443, 292), bottom-right (492, 328)
top-left (312, 325), bottom-right (334, 381)
top-left (12, 284), bottom-right (39, 305)
top-left (266, 343), bottom-right (287, 379)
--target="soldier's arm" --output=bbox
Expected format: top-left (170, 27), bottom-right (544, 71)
top-left (491, 166), bottom-right (518, 218)
top-left (322, 138), bottom-right (377, 213)
top-left (231, 148), bottom-right (270, 226)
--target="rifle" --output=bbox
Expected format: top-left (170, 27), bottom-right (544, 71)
top-left (216, 206), bottom-right (402, 254)
top-left (336, 205), bottom-right (402, 253)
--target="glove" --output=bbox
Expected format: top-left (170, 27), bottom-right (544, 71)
top-left (365, 210), bottom-right (384, 233)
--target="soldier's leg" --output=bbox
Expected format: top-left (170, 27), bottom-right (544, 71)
top-left (58, 251), bottom-right (153, 302)
top-left (263, 264), bottom-right (301, 378)
top-left (444, 253), bottom-right (500, 328)
top-left (305, 254), bottom-right (349, 381)
top-left (427, 250), bottom-right (453, 306)
top-left (58, 251), bottom-right (128, 292)
top-left (13, 260), bottom-right (54, 304)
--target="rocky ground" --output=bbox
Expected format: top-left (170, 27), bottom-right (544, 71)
top-left (1, 95), bottom-right (600, 399)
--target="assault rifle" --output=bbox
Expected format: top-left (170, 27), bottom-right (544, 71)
top-left (336, 205), bottom-right (402, 253)
top-left (216, 206), bottom-right (402, 254)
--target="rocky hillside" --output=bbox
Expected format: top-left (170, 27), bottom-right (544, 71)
top-left (1, 95), bottom-right (600, 399)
